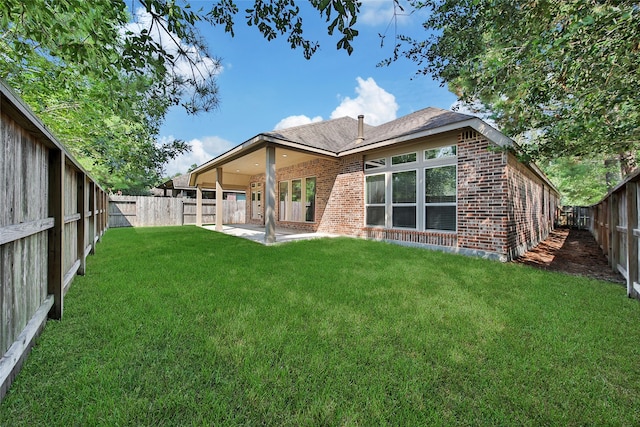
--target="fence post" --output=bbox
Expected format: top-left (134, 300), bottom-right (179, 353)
top-left (47, 150), bottom-right (65, 320)
top-left (196, 186), bottom-right (203, 226)
top-left (77, 172), bottom-right (87, 275)
top-left (89, 182), bottom-right (96, 254)
top-left (626, 182), bottom-right (638, 298)
top-left (610, 193), bottom-right (618, 271)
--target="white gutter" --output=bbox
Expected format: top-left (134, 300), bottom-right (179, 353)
top-left (338, 118), bottom-right (514, 157)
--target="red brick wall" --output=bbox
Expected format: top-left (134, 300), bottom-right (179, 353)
top-left (505, 153), bottom-right (556, 259)
top-left (317, 154), bottom-right (365, 236)
top-left (457, 130), bottom-right (510, 258)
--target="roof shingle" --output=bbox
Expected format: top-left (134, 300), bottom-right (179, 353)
top-left (262, 107), bottom-right (477, 154)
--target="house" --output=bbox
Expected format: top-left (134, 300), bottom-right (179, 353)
top-left (153, 173), bottom-right (245, 200)
top-left (189, 107), bottom-right (559, 261)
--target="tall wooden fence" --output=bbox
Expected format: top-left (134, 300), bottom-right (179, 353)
top-left (109, 196), bottom-right (245, 227)
top-left (590, 170), bottom-right (640, 300)
top-left (0, 80), bottom-right (108, 400)
top-left (556, 206), bottom-right (590, 229)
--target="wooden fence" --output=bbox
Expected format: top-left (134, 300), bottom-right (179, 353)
top-left (0, 80), bottom-right (108, 400)
top-left (109, 196), bottom-right (245, 228)
top-left (589, 170), bottom-right (640, 300)
top-left (556, 206), bottom-right (590, 229)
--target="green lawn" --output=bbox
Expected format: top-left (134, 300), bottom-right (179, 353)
top-left (1, 226), bottom-right (639, 425)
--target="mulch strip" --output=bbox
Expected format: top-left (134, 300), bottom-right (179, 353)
top-left (512, 228), bottom-right (625, 284)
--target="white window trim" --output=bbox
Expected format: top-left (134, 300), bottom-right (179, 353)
top-left (424, 164), bottom-right (457, 232)
top-left (365, 173), bottom-right (386, 228)
top-left (391, 169), bottom-right (418, 230)
top-left (364, 144), bottom-right (457, 232)
top-left (279, 176), bottom-right (316, 223)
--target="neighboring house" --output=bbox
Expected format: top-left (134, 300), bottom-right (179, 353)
top-left (189, 107), bottom-right (560, 261)
top-left (153, 173), bottom-right (245, 200)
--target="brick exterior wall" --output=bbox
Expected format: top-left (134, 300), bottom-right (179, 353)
top-left (241, 130), bottom-right (558, 261)
top-left (457, 130), bottom-right (511, 258)
top-left (317, 154), bottom-right (365, 237)
top-left (505, 153), bottom-right (556, 259)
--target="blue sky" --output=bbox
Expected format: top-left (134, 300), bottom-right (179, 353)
top-left (151, 1), bottom-right (459, 176)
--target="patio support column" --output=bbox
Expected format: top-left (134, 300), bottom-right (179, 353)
top-left (265, 145), bottom-right (276, 244)
top-left (216, 167), bottom-right (224, 231)
top-left (196, 184), bottom-right (203, 226)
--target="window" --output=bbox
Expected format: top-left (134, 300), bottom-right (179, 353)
top-left (425, 165), bottom-right (456, 231)
top-left (364, 143), bottom-right (457, 232)
top-left (279, 177), bottom-right (316, 222)
top-left (306, 177), bottom-right (316, 222)
top-left (425, 145), bottom-right (456, 160)
top-left (365, 174), bottom-right (385, 226)
top-left (391, 152), bottom-right (417, 165)
top-left (392, 170), bottom-right (417, 228)
top-left (365, 158), bottom-right (386, 169)
top-left (279, 181), bottom-right (288, 221)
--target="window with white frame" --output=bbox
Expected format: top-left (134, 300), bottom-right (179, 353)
top-left (279, 177), bottom-right (316, 222)
top-left (392, 170), bottom-right (417, 228)
top-left (425, 165), bottom-right (456, 231)
top-left (364, 145), bottom-right (457, 232)
top-left (365, 174), bottom-right (385, 226)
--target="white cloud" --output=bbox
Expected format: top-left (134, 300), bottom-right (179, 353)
top-left (161, 135), bottom-right (235, 176)
top-left (360, 0), bottom-right (415, 26)
top-left (123, 8), bottom-right (222, 83)
top-left (330, 77), bottom-right (398, 125)
top-left (274, 115), bottom-right (323, 130)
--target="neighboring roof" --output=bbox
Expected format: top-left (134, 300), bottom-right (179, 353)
top-left (171, 174), bottom-right (191, 189)
top-left (156, 174), bottom-right (194, 190)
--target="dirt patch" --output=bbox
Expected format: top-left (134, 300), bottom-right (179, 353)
top-left (512, 228), bottom-right (625, 284)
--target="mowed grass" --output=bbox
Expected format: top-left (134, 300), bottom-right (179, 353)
top-left (1, 226), bottom-right (640, 425)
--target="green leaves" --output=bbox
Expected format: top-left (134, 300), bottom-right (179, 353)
top-left (0, 0), bottom-right (367, 193)
top-left (388, 0), bottom-right (640, 173)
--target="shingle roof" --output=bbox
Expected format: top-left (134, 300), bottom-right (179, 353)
top-left (171, 173), bottom-right (191, 189)
top-left (261, 107), bottom-right (477, 154)
top-left (263, 117), bottom-right (375, 153)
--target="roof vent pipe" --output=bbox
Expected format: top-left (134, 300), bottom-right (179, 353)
top-left (356, 115), bottom-right (365, 144)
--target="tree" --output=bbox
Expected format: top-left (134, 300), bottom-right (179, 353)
top-left (386, 1), bottom-right (640, 175)
top-left (0, 0), bottom-right (363, 191)
top-left (542, 156), bottom-right (620, 206)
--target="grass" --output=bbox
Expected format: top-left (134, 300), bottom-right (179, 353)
top-left (1, 226), bottom-right (640, 425)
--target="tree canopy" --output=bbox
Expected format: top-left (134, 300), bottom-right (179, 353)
top-left (3, 0), bottom-right (637, 199)
top-left (0, 0), bottom-right (362, 192)
top-left (386, 0), bottom-right (639, 174)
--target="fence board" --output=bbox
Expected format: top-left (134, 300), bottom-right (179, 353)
top-left (109, 197), bottom-right (245, 228)
top-left (590, 170), bottom-right (640, 300)
top-left (1, 79), bottom-right (107, 401)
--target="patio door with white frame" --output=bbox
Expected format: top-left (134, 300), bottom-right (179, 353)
top-left (251, 183), bottom-right (262, 220)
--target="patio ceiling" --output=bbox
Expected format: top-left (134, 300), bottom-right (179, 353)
top-left (193, 146), bottom-right (334, 191)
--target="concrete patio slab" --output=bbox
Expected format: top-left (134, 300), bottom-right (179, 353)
top-left (201, 224), bottom-right (338, 245)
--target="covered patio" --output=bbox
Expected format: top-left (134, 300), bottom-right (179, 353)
top-left (188, 131), bottom-right (341, 245)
